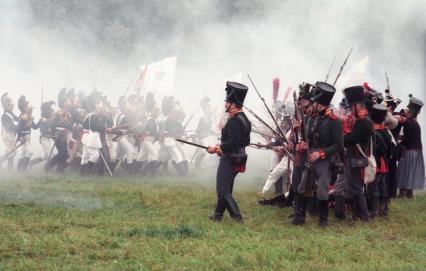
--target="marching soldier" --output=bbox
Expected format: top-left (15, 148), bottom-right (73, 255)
top-left (1, 93), bottom-right (19, 170)
top-left (114, 96), bottom-right (139, 173)
top-left (158, 96), bottom-right (188, 176)
top-left (29, 101), bottom-right (55, 168)
top-left (207, 81), bottom-right (251, 223)
top-left (80, 93), bottom-right (111, 175)
top-left (191, 97), bottom-right (215, 169)
top-left (397, 94), bottom-right (424, 198)
top-left (45, 90), bottom-right (74, 173)
top-left (16, 95), bottom-right (39, 171)
top-left (292, 82), bottom-right (343, 227)
top-left (342, 86), bottom-right (372, 222)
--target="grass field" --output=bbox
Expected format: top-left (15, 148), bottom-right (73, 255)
top-left (0, 170), bottom-right (425, 271)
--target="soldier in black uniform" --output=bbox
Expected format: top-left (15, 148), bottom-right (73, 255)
top-left (1, 93), bottom-right (19, 170)
top-left (368, 104), bottom-right (394, 217)
top-left (292, 82), bottom-right (343, 227)
top-left (397, 94), bottom-right (424, 198)
top-left (45, 90), bottom-right (74, 173)
top-left (207, 81), bottom-right (251, 223)
top-left (383, 89), bottom-right (402, 198)
top-left (343, 86), bottom-right (373, 222)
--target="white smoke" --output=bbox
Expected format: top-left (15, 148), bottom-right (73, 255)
top-left (0, 0), bottom-right (425, 171)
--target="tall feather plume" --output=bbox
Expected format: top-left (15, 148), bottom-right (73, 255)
top-left (272, 77), bottom-right (280, 102)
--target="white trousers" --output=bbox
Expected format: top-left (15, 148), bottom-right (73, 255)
top-left (2, 130), bottom-right (16, 158)
top-left (81, 146), bottom-right (99, 165)
top-left (117, 135), bottom-right (138, 163)
top-left (138, 137), bottom-right (158, 162)
top-left (261, 155), bottom-right (292, 194)
top-left (40, 137), bottom-right (53, 160)
top-left (158, 137), bottom-right (186, 163)
top-left (20, 135), bottom-right (33, 159)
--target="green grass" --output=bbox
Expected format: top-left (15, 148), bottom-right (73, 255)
top-left (0, 171), bottom-right (425, 271)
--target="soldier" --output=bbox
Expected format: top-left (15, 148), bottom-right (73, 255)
top-left (292, 82), bottom-right (343, 227)
top-left (139, 105), bottom-right (162, 175)
top-left (114, 96), bottom-right (139, 173)
top-left (397, 94), bottom-right (424, 198)
top-left (29, 101), bottom-right (55, 168)
top-left (384, 89), bottom-right (402, 198)
top-left (191, 97), bottom-right (215, 169)
top-left (207, 81), bottom-right (251, 223)
top-left (80, 93), bottom-right (112, 175)
top-left (368, 104), bottom-right (394, 217)
top-left (45, 90), bottom-right (73, 173)
top-left (158, 96), bottom-right (188, 176)
top-left (1, 93), bottom-right (18, 170)
top-left (342, 86), bottom-right (372, 222)
top-left (16, 95), bottom-right (39, 171)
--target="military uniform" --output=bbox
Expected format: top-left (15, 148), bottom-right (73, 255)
top-left (292, 82), bottom-right (343, 227)
top-left (343, 86), bottom-right (372, 221)
top-left (1, 93), bottom-right (18, 170)
top-left (397, 95), bottom-right (424, 197)
top-left (368, 104), bottom-right (394, 217)
top-left (209, 81), bottom-right (251, 223)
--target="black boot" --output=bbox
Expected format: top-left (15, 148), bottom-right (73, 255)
top-left (369, 195), bottom-right (379, 219)
top-left (379, 197), bottom-right (389, 217)
top-left (224, 194), bottom-right (243, 223)
top-left (355, 194), bottom-right (369, 222)
top-left (307, 195), bottom-right (319, 217)
top-left (288, 192), bottom-right (299, 218)
top-left (258, 194), bottom-right (286, 207)
top-left (285, 187), bottom-right (295, 207)
top-left (292, 194), bottom-right (307, 225)
top-left (334, 195), bottom-right (346, 221)
top-left (319, 200), bottom-right (329, 227)
top-left (210, 198), bottom-right (226, 222)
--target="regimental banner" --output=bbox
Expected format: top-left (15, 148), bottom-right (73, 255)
top-left (137, 56), bottom-right (177, 94)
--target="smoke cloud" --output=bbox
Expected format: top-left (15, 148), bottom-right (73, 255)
top-left (0, 0), bottom-right (425, 172)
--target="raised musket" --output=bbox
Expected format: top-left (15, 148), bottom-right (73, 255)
top-left (333, 47), bottom-right (353, 87)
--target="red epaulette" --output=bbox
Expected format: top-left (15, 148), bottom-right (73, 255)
top-left (325, 108), bottom-right (337, 120)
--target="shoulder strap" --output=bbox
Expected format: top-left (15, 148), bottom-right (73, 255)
top-left (356, 136), bottom-right (373, 158)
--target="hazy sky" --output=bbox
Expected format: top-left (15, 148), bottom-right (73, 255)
top-left (1, 0), bottom-right (425, 103)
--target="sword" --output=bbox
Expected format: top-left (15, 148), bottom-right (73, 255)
top-left (176, 138), bottom-right (208, 150)
top-left (98, 149), bottom-right (113, 177)
top-left (0, 141), bottom-right (24, 163)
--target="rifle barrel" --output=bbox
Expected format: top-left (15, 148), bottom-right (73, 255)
top-left (176, 138), bottom-right (208, 150)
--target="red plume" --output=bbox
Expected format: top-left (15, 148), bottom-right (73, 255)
top-left (283, 86), bottom-right (292, 103)
top-left (272, 77), bottom-right (280, 102)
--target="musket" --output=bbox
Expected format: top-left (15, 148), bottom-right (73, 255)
top-left (176, 138), bottom-right (208, 150)
top-left (98, 149), bottom-right (113, 176)
top-left (0, 141), bottom-right (25, 163)
top-left (324, 55), bottom-right (337, 83)
top-left (244, 105), bottom-right (294, 161)
top-left (333, 47), bottom-right (353, 87)
top-left (247, 74), bottom-right (289, 144)
top-left (123, 75), bottom-right (136, 97)
top-left (249, 142), bottom-right (273, 150)
top-left (183, 106), bottom-right (201, 130)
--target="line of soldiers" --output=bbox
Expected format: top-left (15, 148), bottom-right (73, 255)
top-left (0, 89), bottom-right (217, 176)
top-left (256, 80), bottom-right (424, 227)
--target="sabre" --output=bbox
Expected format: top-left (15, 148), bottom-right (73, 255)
top-left (333, 47), bottom-right (353, 87)
top-left (98, 149), bottom-right (113, 177)
top-left (0, 141), bottom-right (24, 163)
top-left (176, 138), bottom-right (208, 150)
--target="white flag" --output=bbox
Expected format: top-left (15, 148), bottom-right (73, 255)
top-left (138, 56), bottom-right (177, 94)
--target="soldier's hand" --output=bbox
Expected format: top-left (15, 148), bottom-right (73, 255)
top-left (207, 146), bottom-right (216, 154)
top-left (293, 120), bottom-right (301, 129)
top-left (308, 151), bottom-right (320, 163)
top-left (105, 128), bottom-right (113, 134)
